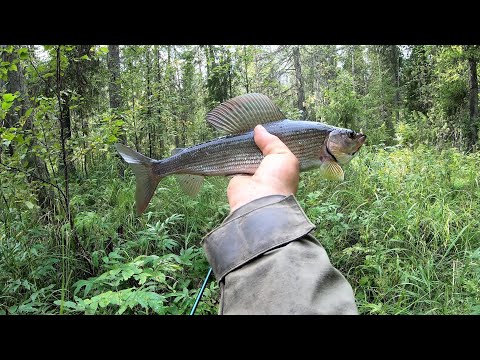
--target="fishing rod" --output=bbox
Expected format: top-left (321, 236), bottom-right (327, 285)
top-left (189, 267), bottom-right (213, 315)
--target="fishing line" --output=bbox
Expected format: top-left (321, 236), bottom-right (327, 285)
top-left (189, 267), bottom-right (213, 315)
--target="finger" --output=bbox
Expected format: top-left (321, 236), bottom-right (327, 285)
top-left (254, 125), bottom-right (292, 156)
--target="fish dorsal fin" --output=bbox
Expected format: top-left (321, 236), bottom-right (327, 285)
top-left (319, 160), bottom-right (345, 181)
top-left (206, 93), bottom-right (285, 134)
top-left (174, 174), bottom-right (205, 197)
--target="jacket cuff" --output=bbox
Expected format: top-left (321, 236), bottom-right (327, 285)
top-left (202, 194), bottom-right (316, 282)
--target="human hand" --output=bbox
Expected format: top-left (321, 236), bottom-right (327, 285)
top-left (227, 125), bottom-right (300, 213)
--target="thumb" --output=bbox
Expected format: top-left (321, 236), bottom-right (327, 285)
top-left (254, 125), bottom-right (291, 156)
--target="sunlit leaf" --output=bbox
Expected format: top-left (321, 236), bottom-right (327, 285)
top-left (25, 201), bottom-right (35, 209)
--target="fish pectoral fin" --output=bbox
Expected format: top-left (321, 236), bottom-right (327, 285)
top-left (206, 93), bottom-right (286, 134)
top-left (319, 160), bottom-right (345, 181)
top-left (174, 174), bottom-right (205, 197)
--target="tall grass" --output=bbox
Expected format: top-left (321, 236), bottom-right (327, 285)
top-left (1, 144), bottom-right (479, 314)
top-left (298, 144), bottom-right (480, 314)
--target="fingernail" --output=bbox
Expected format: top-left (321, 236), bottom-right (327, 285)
top-left (257, 124), bottom-right (267, 132)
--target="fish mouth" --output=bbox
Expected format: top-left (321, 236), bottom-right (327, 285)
top-left (350, 134), bottom-right (366, 155)
top-left (357, 133), bottom-right (367, 145)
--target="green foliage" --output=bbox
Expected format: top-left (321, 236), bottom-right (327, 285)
top-left (204, 45), bottom-right (236, 108)
top-left (57, 177), bottom-right (221, 315)
top-left (320, 71), bottom-right (361, 129)
top-left (298, 145), bottom-right (480, 314)
top-left (61, 253), bottom-right (179, 314)
top-left (1, 92), bottom-right (18, 118)
top-left (0, 223), bottom-right (61, 314)
top-left (401, 45), bottom-right (478, 151)
top-left (1, 44), bottom-right (480, 315)
top-left (396, 111), bottom-right (433, 146)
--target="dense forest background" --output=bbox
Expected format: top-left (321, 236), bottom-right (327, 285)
top-left (0, 45), bottom-right (479, 315)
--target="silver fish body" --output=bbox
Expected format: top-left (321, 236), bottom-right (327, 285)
top-left (154, 120), bottom-right (335, 177)
top-left (115, 93), bottom-right (366, 214)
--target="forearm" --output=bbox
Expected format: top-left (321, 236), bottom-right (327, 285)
top-left (202, 195), bottom-right (358, 315)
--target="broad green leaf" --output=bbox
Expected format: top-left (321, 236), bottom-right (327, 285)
top-left (135, 291), bottom-right (148, 309)
top-left (73, 279), bottom-right (94, 297)
top-left (86, 301), bottom-right (98, 315)
top-left (2, 132), bottom-right (15, 141)
top-left (98, 292), bottom-right (113, 308)
top-left (107, 134), bottom-right (118, 143)
top-left (154, 272), bottom-right (166, 283)
top-left (117, 304), bottom-right (128, 315)
top-left (25, 201), bottom-right (35, 209)
top-left (17, 48), bottom-right (29, 60)
top-left (14, 133), bottom-right (25, 145)
top-left (108, 252), bottom-right (124, 260)
top-left (108, 268), bottom-right (122, 276)
top-left (54, 300), bottom-right (80, 310)
top-left (108, 292), bottom-right (121, 306)
top-left (2, 93), bottom-right (16, 102)
top-left (64, 301), bottom-right (78, 309)
top-left (134, 272), bottom-right (149, 285)
top-left (121, 266), bottom-right (141, 281)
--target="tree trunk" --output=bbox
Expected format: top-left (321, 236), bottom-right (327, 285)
top-left (293, 46), bottom-right (307, 119)
top-left (154, 45), bottom-right (165, 158)
top-left (467, 56), bottom-right (478, 152)
top-left (393, 46), bottom-right (401, 126)
top-left (59, 93), bottom-right (76, 175)
top-left (108, 45), bottom-right (126, 176)
top-left (60, 45), bottom-right (97, 177)
top-left (56, 46), bottom-right (78, 255)
top-left (243, 45), bottom-right (250, 93)
top-left (351, 46), bottom-right (355, 91)
top-left (227, 50), bottom-right (233, 98)
top-left (75, 45), bottom-right (94, 177)
top-left (146, 46), bottom-right (153, 157)
top-left (376, 50), bottom-right (395, 144)
top-left (108, 45), bottom-right (122, 110)
top-left (132, 95), bottom-right (139, 152)
top-left (107, 45), bottom-right (125, 143)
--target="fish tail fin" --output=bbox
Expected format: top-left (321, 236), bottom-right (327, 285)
top-left (115, 144), bottom-right (163, 215)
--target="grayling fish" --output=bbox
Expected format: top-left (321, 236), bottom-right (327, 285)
top-left (115, 93), bottom-right (366, 214)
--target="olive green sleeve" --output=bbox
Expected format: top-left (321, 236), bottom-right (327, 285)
top-left (202, 195), bottom-right (358, 315)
